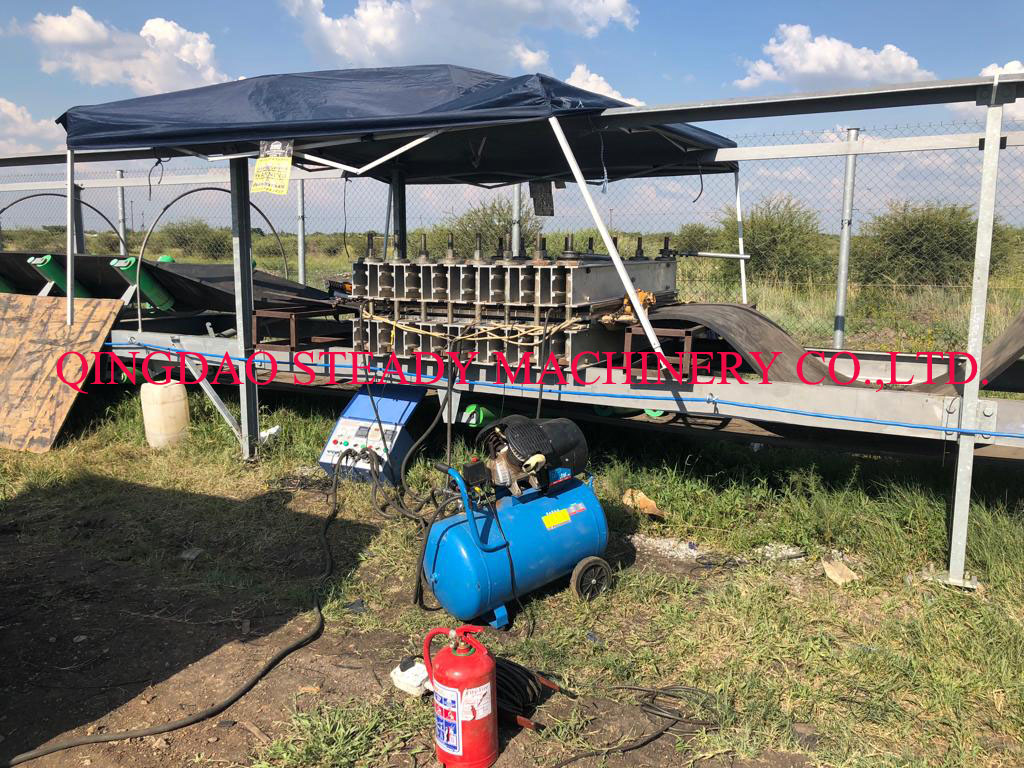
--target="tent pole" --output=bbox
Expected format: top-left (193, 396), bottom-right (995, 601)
top-left (548, 116), bottom-right (663, 356)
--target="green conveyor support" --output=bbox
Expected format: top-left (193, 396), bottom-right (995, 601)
top-left (110, 257), bottom-right (175, 311)
top-left (27, 254), bottom-right (93, 298)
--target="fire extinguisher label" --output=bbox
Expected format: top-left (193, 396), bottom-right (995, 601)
top-left (433, 681), bottom-right (462, 755)
top-left (460, 682), bottom-right (492, 720)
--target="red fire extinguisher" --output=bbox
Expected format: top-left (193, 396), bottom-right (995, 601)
top-left (423, 625), bottom-right (499, 768)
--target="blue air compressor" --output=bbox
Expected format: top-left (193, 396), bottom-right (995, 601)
top-left (422, 415), bottom-right (611, 629)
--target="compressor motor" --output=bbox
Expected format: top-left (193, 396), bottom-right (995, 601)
top-left (423, 416), bottom-right (611, 629)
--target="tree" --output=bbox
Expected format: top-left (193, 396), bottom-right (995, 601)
top-left (853, 202), bottom-right (1011, 285)
top-left (719, 195), bottom-right (827, 280)
top-left (432, 197), bottom-right (542, 259)
top-left (160, 219), bottom-right (232, 259)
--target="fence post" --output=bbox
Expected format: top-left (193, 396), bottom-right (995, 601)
top-left (512, 183), bottom-right (521, 258)
top-left (944, 89), bottom-right (1007, 588)
top-left (116, 170), bottom-right (127, 257)
top-left (296, 178), bottom-right (306, 285)
top-left (832, 127), bottom-right (859, 349)
top-left (391, 167), bottom-right (407, 260)
top-left (734, 170), bottom-right (747, 304)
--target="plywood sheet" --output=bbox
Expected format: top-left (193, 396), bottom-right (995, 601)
top-left (0, 295), bottom-right (123, 453)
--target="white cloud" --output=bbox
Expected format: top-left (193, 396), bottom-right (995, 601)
top-left (282, 0), bottom-right (636, 73)
top-left (566, 64), bottom-right (644, 106)
top-left (512, 42), bottom-right (549, 71)
top-left (735, 24), bottom-right (934, 90)
top-left (27, 6), bottom-right (227, 95)
top-left (0, 97), bottom-right (64, 153)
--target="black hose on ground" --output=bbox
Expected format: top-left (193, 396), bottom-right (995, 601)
top-left (548, 685), bottom-right (722, 768)
top-left (2, 459), bottom-right (348, 767)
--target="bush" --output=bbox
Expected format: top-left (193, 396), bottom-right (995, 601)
top-left (435, 197), bottom-right (542, 258)
top-left (159, 219), bottom-right (232, 260)
top-left (853, 202), bottom-right (1011, 285)
top-left (91, 230), bottom-right (123, 254)
top-left (719, 195), bottom-right (827, 280)
top-left (253, 232), bottom-right (296, 273)
top-left (674, 222), bottom-right (723, 254)
top-left (1, 227), bottom-right (65, 253)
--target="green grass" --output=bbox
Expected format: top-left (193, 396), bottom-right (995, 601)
top-left (3, 384), bottom-right (1024, 767)
top-left (251, 696), bottom-right (433, 768)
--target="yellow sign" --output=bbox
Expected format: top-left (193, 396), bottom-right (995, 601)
top-left (542, 508), bottom-right (571, 530)
top-left (251, 140), bottom-right (293, 195)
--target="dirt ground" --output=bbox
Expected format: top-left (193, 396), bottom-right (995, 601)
top-left (0, 480), bottom-right (807, 768)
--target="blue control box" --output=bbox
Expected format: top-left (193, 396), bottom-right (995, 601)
top-left (318, 384), bottom-right (425, 484)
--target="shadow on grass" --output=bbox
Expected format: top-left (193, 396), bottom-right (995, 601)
top-left (0, 473), bottom-right (377, 763)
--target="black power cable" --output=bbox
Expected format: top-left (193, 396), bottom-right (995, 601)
top-left (549, 685), bottom-right (722, 768)
top-left (2, 460), bottom-right (349, 767)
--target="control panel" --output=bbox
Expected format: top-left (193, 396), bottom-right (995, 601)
top-left (319, 384), bottom-right (425, 484)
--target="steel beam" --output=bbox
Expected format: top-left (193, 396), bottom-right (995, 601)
top-left (599, 73), bottom-right (1023, 128)
top-left (229, 157), bottom-right (259, 460)
top-left (4, 132), bottom-right (1022, 194)
top-left (107, 327), bottom-right (1024, 445)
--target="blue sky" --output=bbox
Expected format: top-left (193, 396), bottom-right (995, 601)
top-left (0, 0), bottom-right (1021, 154)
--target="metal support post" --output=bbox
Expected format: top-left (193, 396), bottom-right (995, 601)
top-left (734, 170), bottom-right (748, 304)
top-left (229, 157), bottom-right (259, 460)
top-left (296, 178), bottom-right (306, 284)
top-left (391, 166), bottom-right (407, 259)
top-left (833, 127), bottom-right (859, 348)
top-left (65, 150), bottom-right (74, 325)
top-left (549, 116), bottom-right (663, 355)
top-left (72, 184), bottom-right (86, 255)
top-left (512, 183), bottom-right (522, 258)
top-left (945, 92), bottom-right (1007, 588)
top-left (116, 169), bottom-right (127, 256)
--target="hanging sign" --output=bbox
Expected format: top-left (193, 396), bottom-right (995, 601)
top-left (251, 140), bottom-right (293, 195)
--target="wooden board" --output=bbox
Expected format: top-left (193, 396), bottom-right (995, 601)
top-left (0, 295), bottom-right (123, 453)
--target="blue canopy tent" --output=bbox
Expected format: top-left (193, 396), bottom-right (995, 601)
top-left (54, 64), bottom-right (740, 457)
top-left (57, 64), bottom-right (735, 185)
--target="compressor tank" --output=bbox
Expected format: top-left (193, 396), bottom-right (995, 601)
top-left (424, 475), bottom-right (608, 623)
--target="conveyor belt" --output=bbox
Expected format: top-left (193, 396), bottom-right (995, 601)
top-left (648, 303), bottom-right (861, 385)
top-left (150, 262), bottom-right (330, 311)
top-left (0, 252), bottom-right (330, 311)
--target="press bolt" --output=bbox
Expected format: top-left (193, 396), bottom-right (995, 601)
top-left (982, 405), bottom-right (994, 417)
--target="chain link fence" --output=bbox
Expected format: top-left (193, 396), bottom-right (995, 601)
top-left (1, 118), bottom-right (1021, 353)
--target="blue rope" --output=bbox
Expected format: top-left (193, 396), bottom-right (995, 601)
top-left (104, 342), bottom-right (1024, 441)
